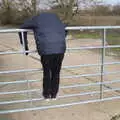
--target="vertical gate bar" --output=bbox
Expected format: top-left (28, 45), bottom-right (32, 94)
top-left (21, 32), bottom-right (33, 106)
top-left (26, 57), bottom-right (33, 106)
top-left (100, 29), bottom-right (106, 99)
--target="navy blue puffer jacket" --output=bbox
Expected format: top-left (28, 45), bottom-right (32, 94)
top-left (20, 13), bottom-right (66, 55)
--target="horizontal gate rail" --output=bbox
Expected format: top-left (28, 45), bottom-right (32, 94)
top-left (0, 96), bottom-right (120, 114)
top-left (0, 71), bottom-right (120, 93)
top-left (0, 62), bottom-right (120, 74)
top-left (0, 88), bottom-right (120, 105)
top-left (0, 79), bottom-right (120, 95)
top-left (1, 45), bottom-right (120, 55)
top-left (0, 26), bottom-right (120, 33)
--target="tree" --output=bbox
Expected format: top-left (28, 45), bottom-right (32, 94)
top-left (0, 0), bottom-right (14, 24)
top-left (0, 0), bottom-right (40, 25)
top-left (47, 0), bottom-right (104, 24)
top-left (15, 0), bottom-right (39, 16)
top-left (91, 5), bottom-right (111, 16)
top-left (112, 5), bottom-right (120, 15)
top-left (48, 0), bottom-right (79, 24)
top-left (86, 0), bottom-right (103, 24)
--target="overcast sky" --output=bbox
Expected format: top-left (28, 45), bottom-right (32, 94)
top-left (104, 0), bottom-right (120, 5)
top-left (39, 0), bottom-right (120, 9)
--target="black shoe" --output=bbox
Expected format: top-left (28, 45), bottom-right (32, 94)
top-left (43, 95), bottom-right (51, 99)
top-left (51, 95), bottom-right (57, 100)
top-left (51, 95), bottom-right (56, 99)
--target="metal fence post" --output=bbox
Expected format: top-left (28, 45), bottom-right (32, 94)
top-left (100, 28), bottom-right (106, 99)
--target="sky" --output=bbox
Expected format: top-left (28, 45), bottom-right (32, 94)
top-left (104, 0), bottom-right (120, 5)
top-left (39, 0), bottom-right (120, 9)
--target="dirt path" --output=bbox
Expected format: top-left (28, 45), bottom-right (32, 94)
top-left (0, 33), bottom-right (120, 120)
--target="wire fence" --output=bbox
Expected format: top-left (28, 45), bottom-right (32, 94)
top-left (0, 26), bottom-right (120, 114)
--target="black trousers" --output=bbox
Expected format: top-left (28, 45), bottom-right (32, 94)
top-left (41, 54), bottom-right (64, 98)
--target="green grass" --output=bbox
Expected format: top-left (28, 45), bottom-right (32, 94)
top-left (107, 35), bottom-right (120, 45)
top-left (106, 31), bottom-right (120, 55)
top-left (72, 32), bottom-right (101, 39)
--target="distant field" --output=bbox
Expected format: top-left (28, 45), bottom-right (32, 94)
top-left (73, 16), bottom-right (120, 26)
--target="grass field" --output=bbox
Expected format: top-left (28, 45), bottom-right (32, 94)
top-left (73, 16), bottom-right (120, 26)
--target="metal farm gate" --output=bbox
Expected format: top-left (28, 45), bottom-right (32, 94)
top-left (0, 26), bottom-right (120, 114)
